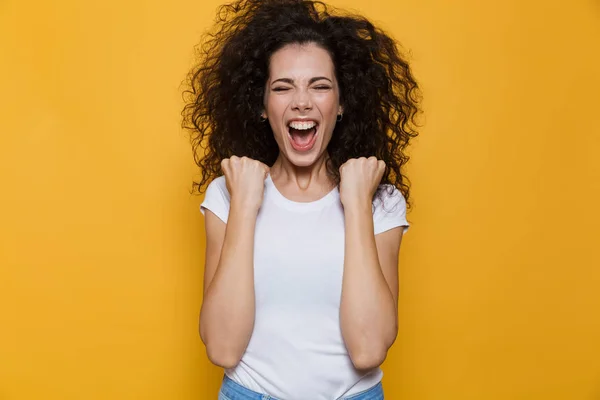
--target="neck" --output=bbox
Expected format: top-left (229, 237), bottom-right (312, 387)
top-left (270, 152), bottom-right (334, 191)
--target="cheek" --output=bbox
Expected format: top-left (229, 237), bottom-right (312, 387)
top-left (265, 99), bottom-right (287, 140)
top-left (266, 93), bottom-right (287, 113)
top-left (315, 93), bottom-right (339, 114)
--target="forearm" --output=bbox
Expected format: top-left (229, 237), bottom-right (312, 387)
top-left (200, 203), bottom-right (257, 367)
top-left (340, 203), bottom-right (398, 369)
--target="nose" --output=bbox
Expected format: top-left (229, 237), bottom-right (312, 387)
top-left (291, 88), bottom-right (312, 112)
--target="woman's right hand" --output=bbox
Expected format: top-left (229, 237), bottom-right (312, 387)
top-left (221, 156), bottom-right (270, 212)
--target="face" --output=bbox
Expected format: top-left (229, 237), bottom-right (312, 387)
top-left (262, 42), bottom-right (343, 167)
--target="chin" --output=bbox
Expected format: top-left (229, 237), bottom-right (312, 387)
top-left (283, 146), bottom-right (325, 168)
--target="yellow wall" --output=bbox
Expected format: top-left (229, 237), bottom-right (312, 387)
top-left (1, 0), bottom-right (599, 398)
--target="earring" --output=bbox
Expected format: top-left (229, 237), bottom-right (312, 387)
top-left (337, 113), bottom-right (343, 122)
top-left (260, 115), bottom-right (268, 122)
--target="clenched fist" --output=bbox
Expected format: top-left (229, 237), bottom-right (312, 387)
top-left (221, 156), bottom-right (270, 212)
top-left (339, 157), bottom-right (386, 208)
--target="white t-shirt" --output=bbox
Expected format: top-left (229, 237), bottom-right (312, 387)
top-left (200, 174), bottom-right (409, 400)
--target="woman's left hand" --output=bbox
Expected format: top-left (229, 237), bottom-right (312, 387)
top-left (339, 157), bottom-right (386, 209)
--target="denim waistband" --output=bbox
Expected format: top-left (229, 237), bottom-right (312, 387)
top-left (218, 375), bottom-right (384, 400)
top-left (219, 375), bottom-right (270, 400)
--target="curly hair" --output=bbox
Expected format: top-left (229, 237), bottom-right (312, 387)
top-left (181, 0), bottom-right (421, 210)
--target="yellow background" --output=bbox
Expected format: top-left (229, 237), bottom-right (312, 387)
top-left (1, 0), bottom-right (599, 399)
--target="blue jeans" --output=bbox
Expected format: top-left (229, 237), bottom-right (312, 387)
top-left (218, 375), bottom-right (384, 400)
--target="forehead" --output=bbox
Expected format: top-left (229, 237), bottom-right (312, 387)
top-left (268, 43), bottom-right (335, 80)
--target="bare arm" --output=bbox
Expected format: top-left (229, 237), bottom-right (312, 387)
top-left (340, 202), bottom-right (403, 371)
top-left (200, 206), bottom-right (258, 368)
top-left (199, 204), bottom-right (258, 369)
top-left (199, 156), bottom-right (268, 369)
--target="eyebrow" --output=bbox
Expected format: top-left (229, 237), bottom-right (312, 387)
top-left (271, 77), bottom-right (333, 85)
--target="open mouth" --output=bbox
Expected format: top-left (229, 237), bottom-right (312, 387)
top-left (287, 120), bottom-right (319, 152)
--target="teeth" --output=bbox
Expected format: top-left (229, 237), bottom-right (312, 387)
top-left (289, 121), bottom-right (317, 130)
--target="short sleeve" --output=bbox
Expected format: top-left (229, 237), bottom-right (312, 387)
top-left (373, 185), bottom-right (410, 235)
top-left (200, 176), bottom-right (231, 224)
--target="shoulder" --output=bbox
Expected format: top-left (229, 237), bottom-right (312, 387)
top-left (374, 184), bottom-right (406, 212)
top-left (200, 176), bottom-right (231, 223)
top-left (207, 175), bottom-right (229, 196)
top-left (373, 184), bottom-right (409, 235)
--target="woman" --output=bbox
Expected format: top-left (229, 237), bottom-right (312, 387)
top-left (181, 0), bottom-right (421, 398)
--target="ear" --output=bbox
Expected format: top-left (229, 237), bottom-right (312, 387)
top-left (338, 106), bottom-right (344, 115)
top-left (261, 111), bottom-right (267, 119)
